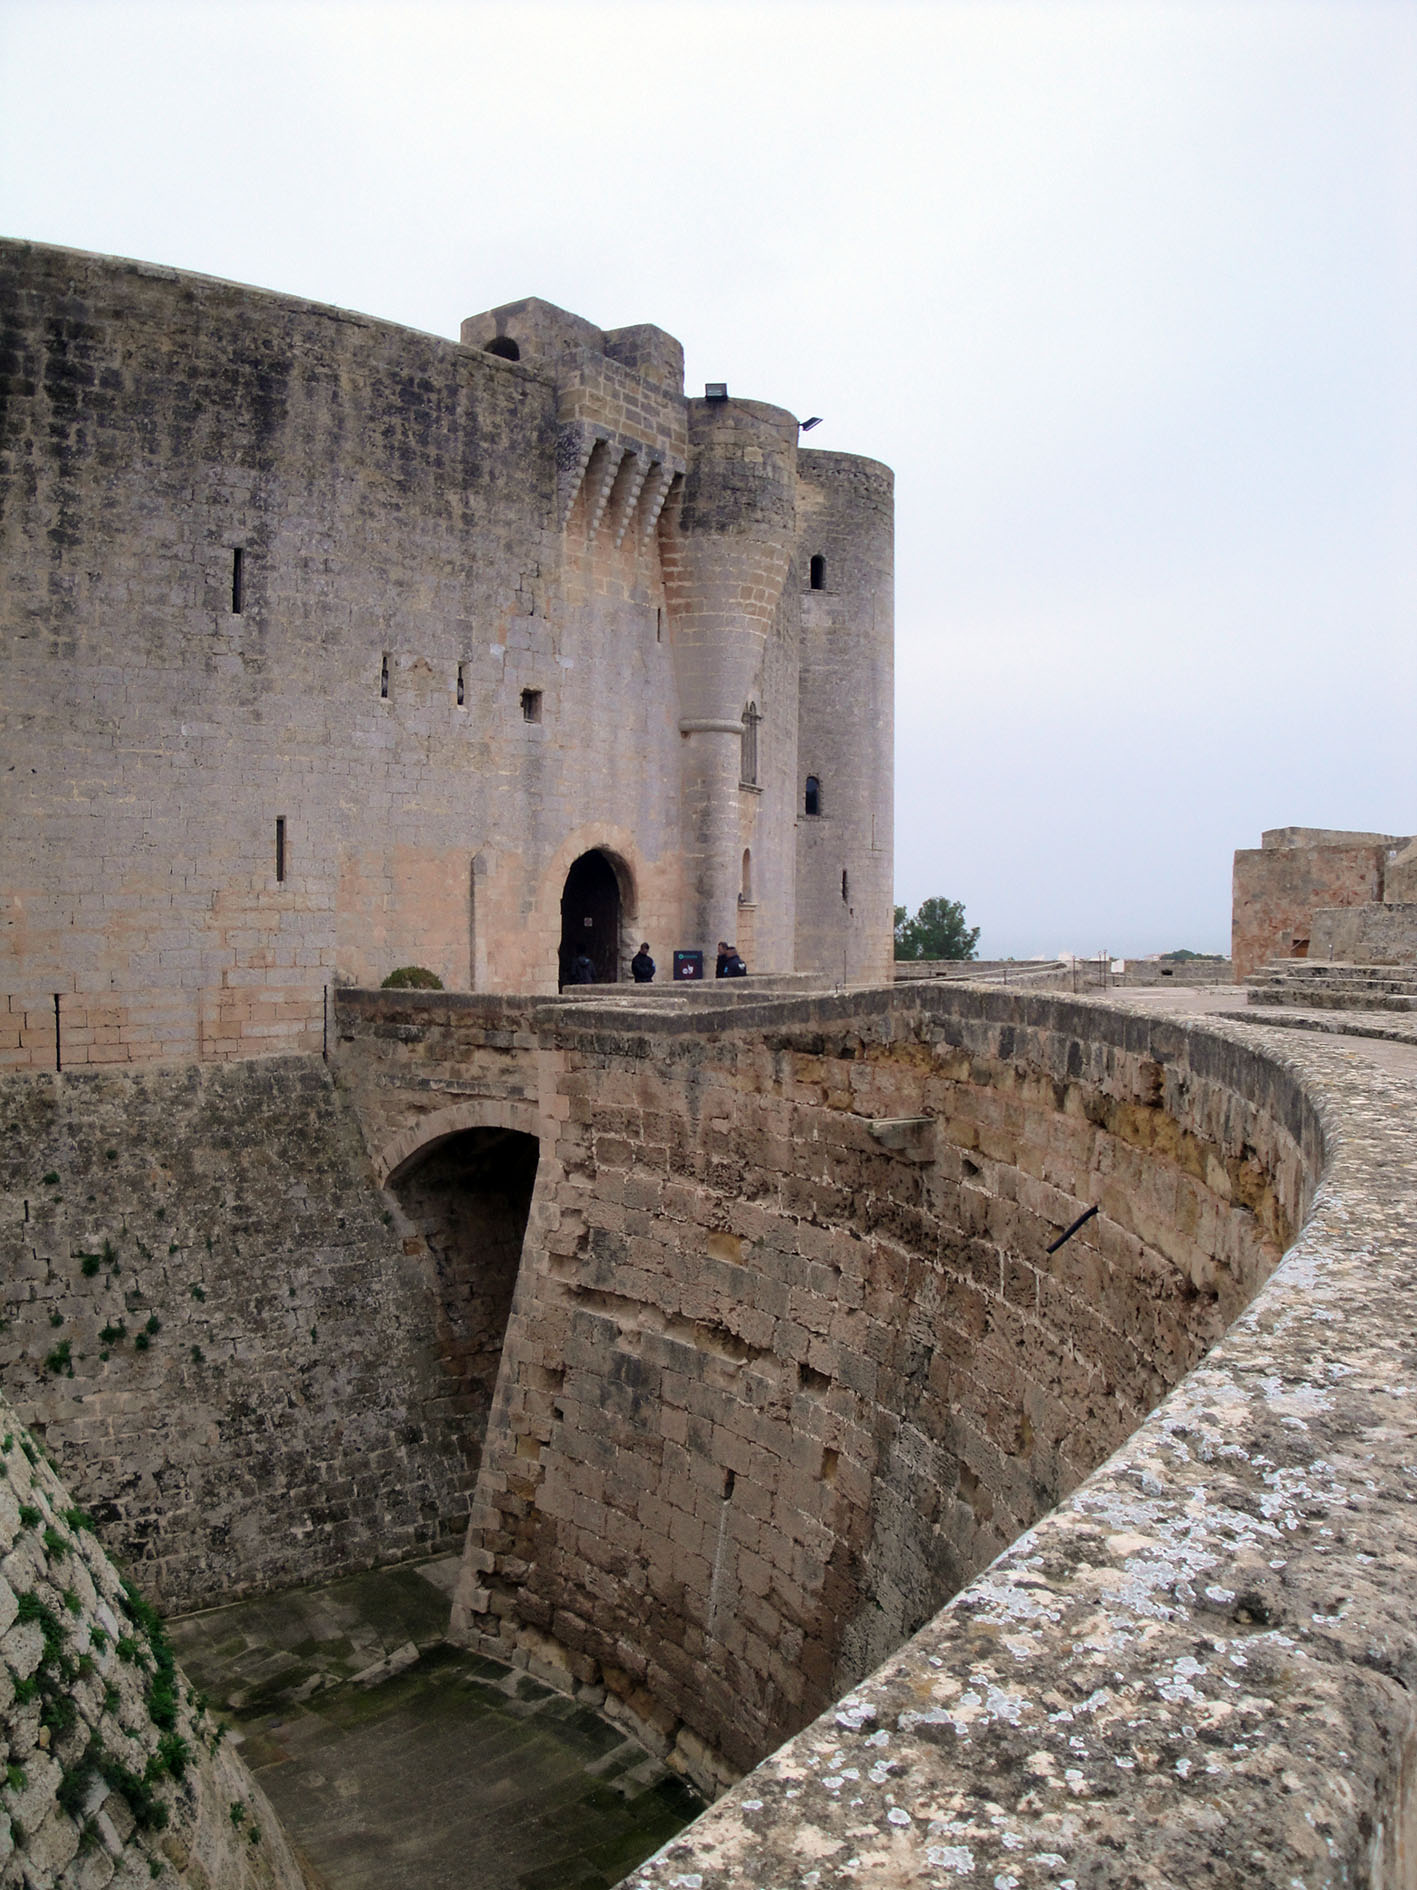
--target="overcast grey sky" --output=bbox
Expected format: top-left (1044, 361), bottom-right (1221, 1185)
top-left (3, 0), bottom-right (1413, 957)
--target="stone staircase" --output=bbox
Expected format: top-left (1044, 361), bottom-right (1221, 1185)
top-left (1246, 960), bottom-right (1417, 1011)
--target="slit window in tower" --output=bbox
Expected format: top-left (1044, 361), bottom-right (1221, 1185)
top-left (804, 775), bottom-right (821, 817)
top-left (656, 607), bottom-right (663, 642)
top-left (380, 653), bottom-right (389, 700)
top-left (521, 688), bottom-right (542, 723)
top-left (457, 663), bottom-right (466, 707)
top-left (740, 701), bottom-right (760, 786)
top-left (841, 868), bottom-right (849, 904)
top-left (275, 817), bottom-right (286, 883)
top-left (231, 547), bottom-right (244, 614)
top-left (809, 553), bottom-right (826, 591)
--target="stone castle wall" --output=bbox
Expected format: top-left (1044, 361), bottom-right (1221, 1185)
top-left (0, 242), bottom-right (894, 1075)
top-left (627, 1022), bottom-right (1417, 1890)
top-left (438, 988), bottom-right (1311, 1790)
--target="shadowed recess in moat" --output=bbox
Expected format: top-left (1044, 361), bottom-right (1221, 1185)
top-left (167, 1559), bottom-right (704, 1890)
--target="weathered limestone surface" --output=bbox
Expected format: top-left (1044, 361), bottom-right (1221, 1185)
top-left (439, 988), bottom-right (1311, 1799)
top-left (326, 987), bottom-right (1308, 1798)
top-left (0, 1058), bottom-right (498, 1610)
top-left (0, 1392), bottom-right (303, 1890)
top-left (1308, 903), bottom-right (1417, 967)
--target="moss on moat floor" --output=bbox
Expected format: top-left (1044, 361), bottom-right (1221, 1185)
top-left (169, 1558), bottom-right (704, 1890)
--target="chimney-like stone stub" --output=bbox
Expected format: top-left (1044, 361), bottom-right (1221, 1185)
top-left (461, 295), bottom-right (605, 364)
top-left (602, 321), bottom-right (685, 397)
top-left (461, 298), bottom-right (686, 400)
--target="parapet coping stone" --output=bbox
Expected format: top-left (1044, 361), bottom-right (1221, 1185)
top-left (1222, 1003), bottom-right (1417, 1049)
top-left (624, 1013), bottom-right (1417, 1889)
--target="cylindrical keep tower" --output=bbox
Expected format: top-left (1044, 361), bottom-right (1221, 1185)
top-left (794, 450), bottom-right (895, 983)
top-left (661, 398), bottom-right (799, 961)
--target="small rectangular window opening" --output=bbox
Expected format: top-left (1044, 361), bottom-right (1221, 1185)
top-left (521, 688), bottom-right (543, 723)
top-left (841, 868), bottom-right (849, 903)
top-left (380, 653), bottom-right (389, 700)
top-left (809, 552), bottom-right (826, 591)
top-left (656, 607), bottom-right (663, 642)
top-left (231, 547), bottom-right (244, 614)
top-left (275, 817), bottom-right (287, 883)
top-left (457, 662), bottom-right (466, 707)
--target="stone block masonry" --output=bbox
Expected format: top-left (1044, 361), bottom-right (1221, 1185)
top-left (0, 1057), bottom-right (507, 1612)
top-left (1232, 826), bottom-right (1410, 979)
top-left (5, 982), bottom-right (1417, 1885)
top-left (625, 1019), bottom-right (1417, 1889)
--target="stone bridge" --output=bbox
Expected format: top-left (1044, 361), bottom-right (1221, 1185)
top-left (329, 982), bottom-right (1417, 1889)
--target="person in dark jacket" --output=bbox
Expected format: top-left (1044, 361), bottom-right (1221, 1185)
top-left (631, 943), bottom-right (656, 983)
top-left (715, 941), bottom-right (747, 978)
top-left (570, 950), bottom-right (596, 984)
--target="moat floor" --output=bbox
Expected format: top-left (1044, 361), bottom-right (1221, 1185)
top-left (168, 1558), bottom-right (703, 1890)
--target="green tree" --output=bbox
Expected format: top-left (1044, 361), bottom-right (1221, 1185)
top-left (893, 897), bottom-right (980, 961)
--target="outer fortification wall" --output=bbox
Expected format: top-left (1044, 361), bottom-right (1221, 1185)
top-left (623, 1019), bottom-right (1417, 1890)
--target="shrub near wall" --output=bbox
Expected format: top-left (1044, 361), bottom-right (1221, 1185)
top-left (452, 987), bottom-right (1316, 1796)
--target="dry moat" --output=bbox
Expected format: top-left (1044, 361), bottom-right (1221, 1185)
top-left (167, 1559), bottom-right (703, 1890)
top-left (6, 984), bottom-right (1417, 1889)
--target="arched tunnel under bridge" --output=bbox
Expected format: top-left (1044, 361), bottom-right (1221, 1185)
top-left (385, 1123), bottom-right (541, 1491)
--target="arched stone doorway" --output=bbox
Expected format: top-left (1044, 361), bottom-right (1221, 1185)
top-left (559, 848), bottom-right (623, 987)
top-left (387, 1125), bottom-right (540, 1487)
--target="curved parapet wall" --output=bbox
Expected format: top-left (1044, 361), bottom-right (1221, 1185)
top-left (447, 990), bottom-right (1317, 1768)
top-left (617, 1019), bottom-right (1417, 1887)
top-left (0, 1393), bottom-right (303, 1889)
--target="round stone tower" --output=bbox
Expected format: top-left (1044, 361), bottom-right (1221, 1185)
top-left (793, 449), bottom-right (895, 983)
top-left (660, 396), bottom-right (800, 962)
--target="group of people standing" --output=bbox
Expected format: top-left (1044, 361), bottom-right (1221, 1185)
top-left (568, 941), bottom-right (748, 985)
top-left (628, 941), bottom-right (748, 982)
